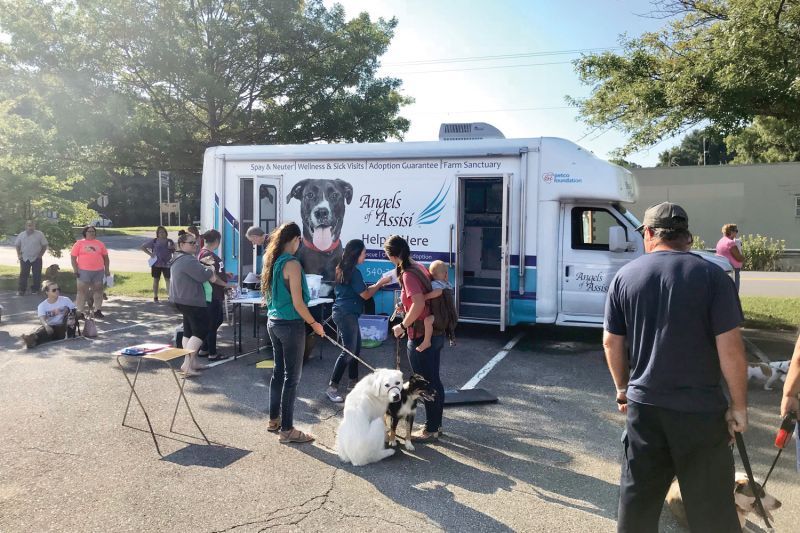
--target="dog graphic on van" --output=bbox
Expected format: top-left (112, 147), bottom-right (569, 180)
top-left (286, 179), bottom-right (353, 287)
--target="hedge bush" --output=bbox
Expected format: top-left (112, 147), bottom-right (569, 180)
top-left (741, 234), bottom-right (785, 271)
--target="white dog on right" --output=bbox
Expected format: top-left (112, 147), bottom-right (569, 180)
top-left (747, 360), bottom-right (790, 390)
top-left (336, 368), bottom-right (403, 466)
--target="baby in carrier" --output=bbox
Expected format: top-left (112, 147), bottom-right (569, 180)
top-left (416, 260), bottom-right (457, 351)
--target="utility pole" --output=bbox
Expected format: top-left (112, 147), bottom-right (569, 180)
top-left (702, 137), bottom-right (708, 166)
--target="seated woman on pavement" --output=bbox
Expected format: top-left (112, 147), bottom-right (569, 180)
top-left (21, 281), bottom-right (77, 349)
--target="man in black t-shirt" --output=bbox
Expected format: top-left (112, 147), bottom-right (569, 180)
top-left (603, 202), bottom-right (748, 533)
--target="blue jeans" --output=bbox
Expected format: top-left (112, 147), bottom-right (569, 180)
top-left (19, 257), bottom-right (42, 293)
top-left (267, 319), bottom-right (306, 431)
top-left (202, 298), bottom-right (224, 355)
top-left (329, 310), bottom-right (361, 386)
top-left (407, 334), bottom-right (445, 432)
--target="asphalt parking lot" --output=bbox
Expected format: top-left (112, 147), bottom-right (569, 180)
top-left (0, 294), bottom-right (798, 532)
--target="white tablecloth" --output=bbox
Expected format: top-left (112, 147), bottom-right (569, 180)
top-left (229, 296), bottom-right (333, 307)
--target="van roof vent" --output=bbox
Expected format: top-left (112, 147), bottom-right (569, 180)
top-left (439, 122), bottom-right (505, 141)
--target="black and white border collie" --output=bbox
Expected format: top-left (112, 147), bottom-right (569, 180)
top-left (385, 374), bottom-right (436, 451)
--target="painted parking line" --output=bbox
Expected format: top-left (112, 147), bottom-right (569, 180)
top-left (461, 331), bottom-right (526, 390)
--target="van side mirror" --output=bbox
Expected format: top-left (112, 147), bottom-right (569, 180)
top-left (609, 226), bottom-right (630, 252)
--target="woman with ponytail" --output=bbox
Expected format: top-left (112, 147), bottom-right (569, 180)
top-left (262, 222), bottom-right (325, 444)
top-left (383, 235), bottom-right (445, 442)
top-left (325, 239), bottom-right (391, 403)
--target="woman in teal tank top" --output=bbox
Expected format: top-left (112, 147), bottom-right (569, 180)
top-left (261, 222), bottom-right (325, 444)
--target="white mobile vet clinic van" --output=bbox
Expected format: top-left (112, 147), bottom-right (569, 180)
top-left (201, 123), bottom-right (651, 330)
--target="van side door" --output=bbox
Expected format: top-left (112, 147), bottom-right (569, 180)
top-left (558, 204), bottom-right (640, 325)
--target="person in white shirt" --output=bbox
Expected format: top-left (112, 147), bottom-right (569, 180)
top-left (14, 220), bottom-right (48, 296)
top-left (21, 281), bottom-right (76, 349)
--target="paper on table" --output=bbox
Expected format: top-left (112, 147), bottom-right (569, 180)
top-left (131, 343), bottom-right (171, 352)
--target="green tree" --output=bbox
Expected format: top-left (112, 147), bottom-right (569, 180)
top-left (0, 0), bottom-right (411, 239)
top-left (726, 116), bottom-right (800, 163)
top-left (0, 99), bottom-right (100, 254)
top-left (569, 0), bottom-right (800, 158)
top-left (608, 158), bottom-right (642, 169)
top-left (657, 127), bottom-right (731, 166)
top-left (0, 0), bottom-right (411, 173)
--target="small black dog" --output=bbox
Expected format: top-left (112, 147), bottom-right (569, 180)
top-left (385, 374), bottom-right (435, 451)
top-left (65, 308), bottom-right (80, 338)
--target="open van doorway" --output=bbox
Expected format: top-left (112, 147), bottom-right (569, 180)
top-left (457, 177), bottom-right (508, 326)
top-left (238, 176), bottom-right (280, 282)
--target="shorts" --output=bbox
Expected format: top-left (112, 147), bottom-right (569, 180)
top-left (151, 266), bottom-right (171, 280)
top-left (175, 303), bottom-right (209, 341)
top-left (78, 269), bottom-right (105, 284)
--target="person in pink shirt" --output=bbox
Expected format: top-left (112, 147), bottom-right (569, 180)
top-left (71, 225), bottom-right (110, 318)
top-left (715, 223), bottom-right (744, 292)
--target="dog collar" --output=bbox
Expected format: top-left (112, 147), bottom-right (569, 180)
top-left (388, 385), bottom-right (403, 402)
top-left (302, 237), bottom-right (341, 254)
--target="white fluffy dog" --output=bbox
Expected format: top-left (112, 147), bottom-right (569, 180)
top-left (336, 368), bottom-right (403, 466)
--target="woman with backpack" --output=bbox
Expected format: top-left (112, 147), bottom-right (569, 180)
top-left (262, 222), bottom-right (325, 444)
top-left (325, 239), bottom-right (392, 403)
top-left (383, 235), bottom-right (445, 442)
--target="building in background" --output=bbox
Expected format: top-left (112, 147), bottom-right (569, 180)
top-left (632, 163), bottom-right (800, 249)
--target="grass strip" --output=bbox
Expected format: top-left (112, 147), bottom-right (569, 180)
top-left (0, 265), bottom-right (167, 299)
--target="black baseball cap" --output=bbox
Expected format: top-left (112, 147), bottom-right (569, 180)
top-left (636, 202), bottom-right (689, 231)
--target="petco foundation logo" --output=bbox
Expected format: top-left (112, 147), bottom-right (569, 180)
top-left (543, 172), bottom-right (582, 184)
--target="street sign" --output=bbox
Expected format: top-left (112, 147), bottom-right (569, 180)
top-left (97, 195), bottom-right (109, 208)
top-left (161, 202), bottom-right (180, 214)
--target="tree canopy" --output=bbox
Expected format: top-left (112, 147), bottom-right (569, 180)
top-left (569, 0), bottom-right (800, 160)
top-left (0, 0), bottom-right (410, 248)
top-left (657, 127), bottom-right (731, 166)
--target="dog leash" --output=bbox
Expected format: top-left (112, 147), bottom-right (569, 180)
top-left (321, 321), bottom-right (376, 372)
top-left (734, 432), bottom-right (772, 529)
top-left (389, 305), bottom-right (402, 371)
top-left (762, 412), bottom-right (797, 491)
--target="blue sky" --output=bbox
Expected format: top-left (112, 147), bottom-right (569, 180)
top-left (326, 0), bottom-right (679, 167)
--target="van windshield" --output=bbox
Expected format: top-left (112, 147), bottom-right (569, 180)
top-left (615, 204), bottom-right (643, 235)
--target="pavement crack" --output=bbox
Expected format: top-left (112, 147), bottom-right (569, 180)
top-left (322, 501), bottom-right (415, 528)
top-left (210, 468), bottom-right (339, 533)
top-left (20, 446), bottom-right (82, 458)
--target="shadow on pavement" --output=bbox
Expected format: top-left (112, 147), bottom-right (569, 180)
top-left (161, 444), bottom-right (251, 469)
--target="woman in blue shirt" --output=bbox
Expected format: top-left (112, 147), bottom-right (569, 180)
top-left (325, 239), bottom-right (391, 403)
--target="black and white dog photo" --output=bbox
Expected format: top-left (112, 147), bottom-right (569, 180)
top-left (286, 178), bottom-right (353, 288)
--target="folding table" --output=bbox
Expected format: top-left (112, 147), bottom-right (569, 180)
top-left (229, 296), bottom-right (334, 356)
top-left (115, 346), bottom-right (211, 456)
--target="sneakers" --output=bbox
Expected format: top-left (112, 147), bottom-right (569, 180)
top-left (326, 386), bottom-right (344, 403)
top-left (21, 333), bottom-right (37, 349)
top-left (93, 310), bottom-right (104, 318)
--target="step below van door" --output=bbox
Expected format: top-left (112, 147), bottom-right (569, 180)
top-left (558, 204), bottom-right (639, 324)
